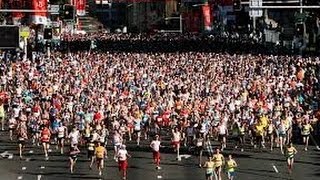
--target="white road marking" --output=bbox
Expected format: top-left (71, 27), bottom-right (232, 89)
top-left (8, 155), bottom-right (13, 159)
top-left (0, 151), bottom-right (8, 157)
top-left (17, 176), bottom-right (23, 180)
top-left (22, 167), bottom-right (27, 170)
top-left (29, 150), bottom-right (34, 154)
top-left (40, 166), bottom-right (45, 169)
top-left (37, 175), bottom-right (42, 180)
top-left (272, 164), bottom-right (279, 173)
top-left (157, 175), bottom-right (163, 179)
top-left (180, 154), bottom-right (191, 159)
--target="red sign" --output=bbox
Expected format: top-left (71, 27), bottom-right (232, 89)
top-left (202, 4), bottom-right (211, 30)
top-left (11, 0), bottom-right (24, 25)
top-left (31, 0), bottom-right (47, 24)
top-left (76, 0), bottom-right (86, 16)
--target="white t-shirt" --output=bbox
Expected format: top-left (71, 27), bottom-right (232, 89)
top-left (69, 130), bottom-right (80, 144)
top-left (118, 149), bottom-right (128, 161)
top-left (219, 125), bottom-right (227, 135)
top-left (57, 126), bottom-right (65, 138)
top-left (173, 132), bottom-right (181, 142)
top-left (150, 140), bottom-right (161, 152)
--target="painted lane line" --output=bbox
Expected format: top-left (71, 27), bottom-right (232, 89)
top-left (157, 175), bottom-right (163, 179)
top-left (29, 150), bottom-right (34, 154)
top-left (272, 164), bottom-right (279, 173)
top-left (17, 176), bottom-right (23, 180)
top-left (21, 167), bottom-right (27, 171)
top-left (37, 175), bottom-right (42, 180)
top-left (40, 166), bottom-right (45, 169)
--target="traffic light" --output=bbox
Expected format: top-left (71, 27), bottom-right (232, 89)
top-left (44, 28), bottom-right (52, 40)
top-left (234, 0), bottom-right (242, 11)
top-left (295, 23), bottom-right (304, 36)
top-left (62, 5), bottom-right (75, 20)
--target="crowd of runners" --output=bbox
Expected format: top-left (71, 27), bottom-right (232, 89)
top-left (0, 34), bottom-right (320, 179)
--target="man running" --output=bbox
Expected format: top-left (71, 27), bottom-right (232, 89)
top-left (117, 145), bottom-right (131, 180)
top-left (150, 135), bottom-right (162, 169)
top-left (172, 127), bottom-right (182, 160)
top-left (95, 141), bottom-right (107, 176)
top-left (69, 144), bottom-right (81, 173)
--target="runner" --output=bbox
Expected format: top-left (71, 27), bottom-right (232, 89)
top-left (212, 148), bottom-right (225, 180)
top-left (117, 145), bottom-right (131, 180)
top-left (113, 130), bottom-right (123, 161)
top-left (95, 141), bottom-right (107, 176)
top-left (300, 119), bottom-right (313, 151)
top-left (133, 114), bottom-right (142, 146)
top-left (88, 139), bottom-right (96, 169)
top-left (218, 121), bottom-right (228, 151)
top-left (8, 117), bottom-right (17, 141)
top-left (195, 133), bottom-right (204, 167)
top-left (285, 142), bottom-right (297, 174)
top-left (150, 135), bottom-right (162, 169)
top-left (41, 126), bottom-right (51, 159)
top-left (172, 127), bottom-right (182, 160)
top-left (69, 126), bottom-right (80, 147)
top-left (0, 100), bottom-right (5, 131)
top-left (57, 122), bottom-right (68, 154)
top-left (225, 155), bottom-right (237, 180)
top-left (69, 144), bottom-right (81, 173)
top-left (203, 156), bottom-right (215, 180)
top-left (17, 121), bottom-right (28, 159)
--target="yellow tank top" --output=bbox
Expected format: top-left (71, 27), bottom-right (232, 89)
top-left (302, 124), bottom-right (311, 135)
top-left (95, 146), bottom-right (105, 158)
top-left (213, 154), bottom-right (224, 167)
top-left (226, 160), bottom-right (236, 172)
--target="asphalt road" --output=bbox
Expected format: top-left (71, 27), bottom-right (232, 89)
top-left (0, 130), bottom-right (319, 180)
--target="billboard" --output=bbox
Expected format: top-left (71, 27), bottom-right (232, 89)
top-left (11, 0), bottom-right (25, 25)
top-left (0, 26), bottom-right (19, 49)
top-left (31, 0), bottom-right (48, 25)
top-left (76, 0), bottom-right (86, 16)
top-left (202, 4), bottom-right (211, 31)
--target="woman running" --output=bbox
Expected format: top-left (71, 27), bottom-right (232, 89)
top-left (41, 126), bottom-right (51, 159)
top-left (286, 142), bottom-right (297, 174)
top-left (212, 148), bottom-right (225, 180)
top-left (69, 144), bottom-right (81, 173)
top-left (117, 145), bottom-right (131, 180)
top-left (225, 155), bottom-right (237, 180)
top-left (17, 122), bottom-right (28, 159)
top-left (203, 156), bottom-right (215, 180)
top-left (57, 122), bottom-right (68, 154)
top-left (300, 119), bottom-right (313, 151)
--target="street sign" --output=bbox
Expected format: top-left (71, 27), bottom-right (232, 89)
top-left (249, 0), bottom-right (263, 17)
top-left (20, 26), bottom-right (30, 38)
top-left (50, 5), bottom-right (60, 15)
